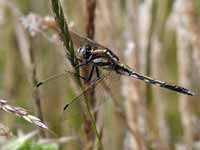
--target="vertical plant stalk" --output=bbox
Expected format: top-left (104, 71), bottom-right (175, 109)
top-left (6, 1), bottom-right (46, 137)
top-left (1, 1), bottom-right (23, 131)
top-left (30, 39), bottom-right (46, 137)
top-left (177, 37), bottom-right (194, 150)
top-left (138, 0), bottom-right (154, 148)
top-left (172, 0), bottom-right (196, 149)
top-left (14, 19), bottom-right (46, 137)
top-left (174, 1), bottom-right (200, 77)
top-left (51, 0), bottom-right (77, 67)
top-left (151, 0), bottom-right (171, 149)
top-left (123, 0), bottom-right (146, 149)
top-left (86, 0), bottom-right (96, 39)
top-left (83, 0), bottom-right (98, 149)
top-left (50, 0), bottom-right (103, 149)
top-left (151, 37), bottom-right (170, 150)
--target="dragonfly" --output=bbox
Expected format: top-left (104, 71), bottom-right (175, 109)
top-left (34, 30), bottom-right (195, 111)
top-left (63, 41), bottom-right (195, 111)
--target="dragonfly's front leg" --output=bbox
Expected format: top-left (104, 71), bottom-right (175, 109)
top-left (75, 55), bottom-right (93, 69)
top-left (75, 63), bottom-right (94, 81)
top-left (75, 61), bottom-right (90, 69)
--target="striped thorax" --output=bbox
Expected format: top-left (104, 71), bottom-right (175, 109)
top-left (78, 44), bottom-right (119, 66)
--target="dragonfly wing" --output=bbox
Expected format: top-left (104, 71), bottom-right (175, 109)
top-left (62, 94), bottom-right (85, 130)
top-left (70, 30), bottom-right (108, 49)
top-left (62, 70), bottom-right (121, 128)
top-left (93, 73), bottom-right (123, 115)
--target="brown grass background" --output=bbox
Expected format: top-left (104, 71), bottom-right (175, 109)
top-left (0, 0), bottom-right (199, 150)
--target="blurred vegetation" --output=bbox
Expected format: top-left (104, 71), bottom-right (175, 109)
top-left (0, 0), bottom-right (199, 150)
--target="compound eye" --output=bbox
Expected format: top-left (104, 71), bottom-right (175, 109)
top-left (78, 47), bottom-right (85, 54)
top-left (78, 47), bottom-right (82, 53)
top-left (77, 47), bottom-right (85, 59)
top-left (78, 45), bottom-right (92, 59)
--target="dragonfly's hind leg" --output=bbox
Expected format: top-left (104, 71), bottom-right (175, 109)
top-left (95, 67), bottom-right (101, 81)
top-left (86, 65), bottom-right (95, 81)
top-left (81, 65), bottom-right (101, 83)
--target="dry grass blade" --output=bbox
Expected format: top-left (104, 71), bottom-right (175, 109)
top-left (0, 99), bottom-right (48, 130)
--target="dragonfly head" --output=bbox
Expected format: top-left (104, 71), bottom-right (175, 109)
top-left (78, 44), bottom-right (92, 60)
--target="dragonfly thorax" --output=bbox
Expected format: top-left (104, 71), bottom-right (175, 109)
top-left (78, 44), bottom-right (120, 68)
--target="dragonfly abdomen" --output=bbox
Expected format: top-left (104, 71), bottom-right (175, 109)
top-left (114, 63), bottom-right (195, 96)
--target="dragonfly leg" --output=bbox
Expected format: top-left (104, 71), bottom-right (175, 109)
top-left (36, 70), bottom-right (90, 87)
top-left (75, 63), bottom-right (95, 81)
top-left (88, 66), bottom-right (101, 84)
top-left (82, 65), bottom-right (101, 83)
top-left (72, 71), bottom-right (88, 81)
top-left (85, 65), bottom-right (95, 81)
top-left (75, 61), bottom-right (90, 69)
top-left (95, 67), bottom-right (100, 80)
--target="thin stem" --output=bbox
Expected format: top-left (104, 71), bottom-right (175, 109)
top-left (51, 0), bottom-right (76, 66)
top-left (85, 99), bottom-right (103, 150)
top-left (14, 15), bottom-right (46, 137)
top-left (123, 0), bottom-right (146, 149)
top-left (30, 37), bottom-right (47, 137)
top-left (173, 1), bottom-right (196, 148)
top-left (84, 0), bottom-right (100, 149)
top-left (86, 0), bottom-right (96, 39)
top-left (50, 0), bottom-right (103, 149)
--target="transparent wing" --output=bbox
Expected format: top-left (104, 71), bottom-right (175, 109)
top-left (61, 69), bottom-right (122, 129)
top-left (70, 30), bottom-right (107, 49)
top-left (36, 68), bottom-right (123, 133)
